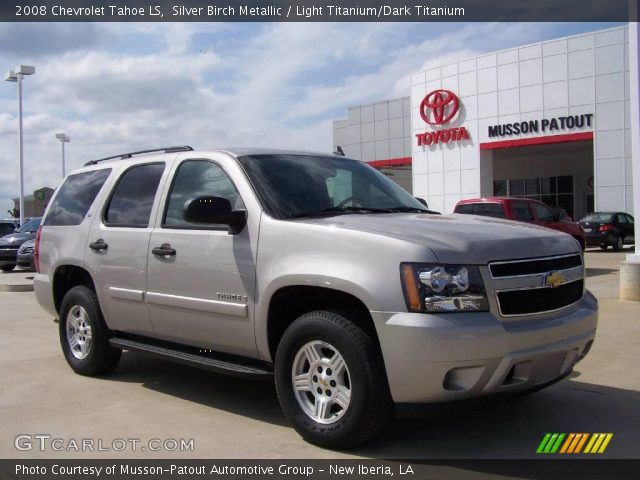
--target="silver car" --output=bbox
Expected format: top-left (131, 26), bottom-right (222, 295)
top-left (34, 146), bottom-right (597, 448)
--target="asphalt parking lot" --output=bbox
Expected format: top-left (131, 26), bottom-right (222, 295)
top-left (1, 248), bottom-right (639, 460)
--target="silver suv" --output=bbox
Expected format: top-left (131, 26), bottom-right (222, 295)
top-left (34, 146), bottom-right (597, 448)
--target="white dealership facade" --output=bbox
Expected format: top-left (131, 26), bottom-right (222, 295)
top-left (333, 25), bottom-right (633, 219)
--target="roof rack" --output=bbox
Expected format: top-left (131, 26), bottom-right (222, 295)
top-left (84, 145), bottom-right (193, 166)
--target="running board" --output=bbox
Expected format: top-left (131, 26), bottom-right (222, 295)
top-left (109, 337), bottom-right (274, 380)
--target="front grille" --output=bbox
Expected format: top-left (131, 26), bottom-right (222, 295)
top-left (490, 254), bottom-right (582, 278)
top-left (497, 280), bottom-right (584, 316)
top-left (19, 247), bottom-right (34, 255)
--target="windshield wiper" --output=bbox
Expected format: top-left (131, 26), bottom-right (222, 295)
top-left (290, 206), bottom-right (394, 218)
top-left (385, 206), bottom-right (442, 214)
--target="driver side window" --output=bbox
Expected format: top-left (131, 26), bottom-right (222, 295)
top-left (163, 160), bottom-right (244, 229)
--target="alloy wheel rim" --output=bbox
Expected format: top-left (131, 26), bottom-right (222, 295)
top-left (66, 305), bottom-right (92, 360)
top-left (291, 340), bottom-right (351, 424)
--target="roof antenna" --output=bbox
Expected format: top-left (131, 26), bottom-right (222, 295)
top-left (333, 145), bottom-right (345, 156)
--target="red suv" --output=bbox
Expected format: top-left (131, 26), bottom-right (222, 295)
top-left (454, 197), bottom-right (586, 250)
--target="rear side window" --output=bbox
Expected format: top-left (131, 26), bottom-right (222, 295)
top-left (43, 169), bottom-right (111, 226)
top-left (474, 203), bottom-right (505, 218)
top-left (511, 202), bottom-right (534, 221)
top-left (105, 163), bottom-right (165, 228)
top-left (455, 204), bottom-right (474, 214)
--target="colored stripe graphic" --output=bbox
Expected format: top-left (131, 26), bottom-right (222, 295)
top-left (538, 433), bottom-right (613, 454)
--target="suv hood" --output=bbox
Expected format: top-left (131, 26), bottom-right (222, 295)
top-left (299, 213), bottom-right (580, 263)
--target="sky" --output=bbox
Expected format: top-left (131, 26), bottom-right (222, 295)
top-left (0, 21), bottom-right (625, 216)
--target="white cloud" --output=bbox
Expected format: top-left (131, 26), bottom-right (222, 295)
top-left (0, 21), bottom-right (587, 214)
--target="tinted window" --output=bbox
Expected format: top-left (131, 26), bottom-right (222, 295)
top-left (237, 154), bottom-right (427, 219)
top-left (625, 214), bottom-right (634, 224)
top-left (533, 203), bottom-right (554, 222)
top-left (0, 222), bottom-right (15, 235)
top-left (105, 163), bottom-right (164, 227)
top-left (455, 204), bottom-right (474, 214)
top-left (616, 214), bottom-right (628, 224)
top-left (16, 218), bottom-right (41, 232)
top-left (511, 202), bottom-right (533, 221)
top-left (474, 203), bottom-right (505, 218)
top-left (43, 169), bottom-right (111, 226)
top-left (493, 180), bottom-right (507, 196)
top-left (581, 213), bottom-right (614, 223)
top-left (164, 160), bottom-right (244, 228)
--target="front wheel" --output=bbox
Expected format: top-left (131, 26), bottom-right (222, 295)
top-left (59, 285), bottom-right (121, 375)
top-left (1, 264), bottom-right (15, 272)
top-left (275, 311), bottom-right (392, 449)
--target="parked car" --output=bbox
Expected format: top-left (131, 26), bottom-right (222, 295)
top-left (0, 219), bottom-right (17, 236)
top-left (578, 212), bottom-right (635, 251)
top-left (17, 239), bottom-right (35, 271)
top-left (0, 217), bottom-right (41, 272)
top-left (34, 147), bottom-right (597, 448)
top-left (454, 197), bottom-right (586, 250)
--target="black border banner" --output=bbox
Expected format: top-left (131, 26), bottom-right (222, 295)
top-left (4, 0), bottom-right (640, 22)
top-left (1, 459), bottom-right (640, 480)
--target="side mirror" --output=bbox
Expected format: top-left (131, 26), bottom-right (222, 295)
top-left (183, 196), bottom-right (247, 234)
top-left (552, 212), bottom-right (561, 222)
top-left (415, 197), bottom-right (429, 208)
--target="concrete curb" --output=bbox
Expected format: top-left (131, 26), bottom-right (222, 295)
top-left (0, 284), bottom-right (34, 292)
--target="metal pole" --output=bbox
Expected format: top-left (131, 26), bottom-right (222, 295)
top-left (17, 73), bottom-right (24, 226)
top-left (627, 21), bottom-right (640, 262)
top-left (62, 140), bottom-right (66, 178)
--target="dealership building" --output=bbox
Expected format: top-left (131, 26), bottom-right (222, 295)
top-left (332, 25), bottom-right (633, 219)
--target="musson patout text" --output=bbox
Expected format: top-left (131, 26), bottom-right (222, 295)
top-left (16, 463), bottom-right (415, 476)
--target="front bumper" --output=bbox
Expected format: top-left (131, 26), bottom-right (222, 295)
top-left (16, 252), bottom-right (34, 269)
top-left (371, 291), bottom-right (597, 404)
top-left (0, 247), bottom-right (18, 265)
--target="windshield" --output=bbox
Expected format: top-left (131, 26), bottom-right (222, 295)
top-left (16, 218), bottom-right (41, 233)
top-left (237, 154), bottom-right (428, 219)
top-left (580, 213), bottom-right (614, 223)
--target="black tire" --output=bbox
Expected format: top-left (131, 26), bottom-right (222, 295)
top-left (599, 244), bottom-right (608, 250)
top-left (612, 236), bottom-right (624, 252)
top-left (275, 310), bottom-right (392, 449)
top-left (1, 264), bottom-right (15, 272)
top-left (59, 285), bottom-right (121, 376)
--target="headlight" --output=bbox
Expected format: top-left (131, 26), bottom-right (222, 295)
top-left (400, 263), bottom-right (489, 313)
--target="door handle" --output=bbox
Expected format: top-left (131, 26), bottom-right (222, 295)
top-left (152, 243), bottom-right (176, 257)
top-left (89, 239), bottom-right (108, 251)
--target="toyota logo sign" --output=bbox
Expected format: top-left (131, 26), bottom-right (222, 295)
top-left (419, 89), bottom-right (460, 125)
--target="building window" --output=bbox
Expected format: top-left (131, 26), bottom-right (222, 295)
top-left (494, 175), bottom-right (575, 219)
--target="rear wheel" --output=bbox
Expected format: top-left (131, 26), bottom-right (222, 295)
top-left (599, 244), bottom-right (608, 250)
top-left (275, 310), bottom-right (392, 449)
top-left (59, 285), bottom-right (121, 375)
top-left (1, 264), bottom-right (15, 272)
top-left (612, 236), bottom-right (624, 252)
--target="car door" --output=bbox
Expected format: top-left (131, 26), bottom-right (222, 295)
top-left (84, 161), bottom-right (168, 336)
top-left (145, 157), bottom-right (257, 358)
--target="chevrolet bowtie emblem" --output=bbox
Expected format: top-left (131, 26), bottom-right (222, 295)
top-left (546, 271), bottom-right (566, 288)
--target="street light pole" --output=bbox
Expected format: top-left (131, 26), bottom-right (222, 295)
top-left (5, 65), bottom-right (35, 226)
top-left (55, 133), bottom-right (70, 178)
